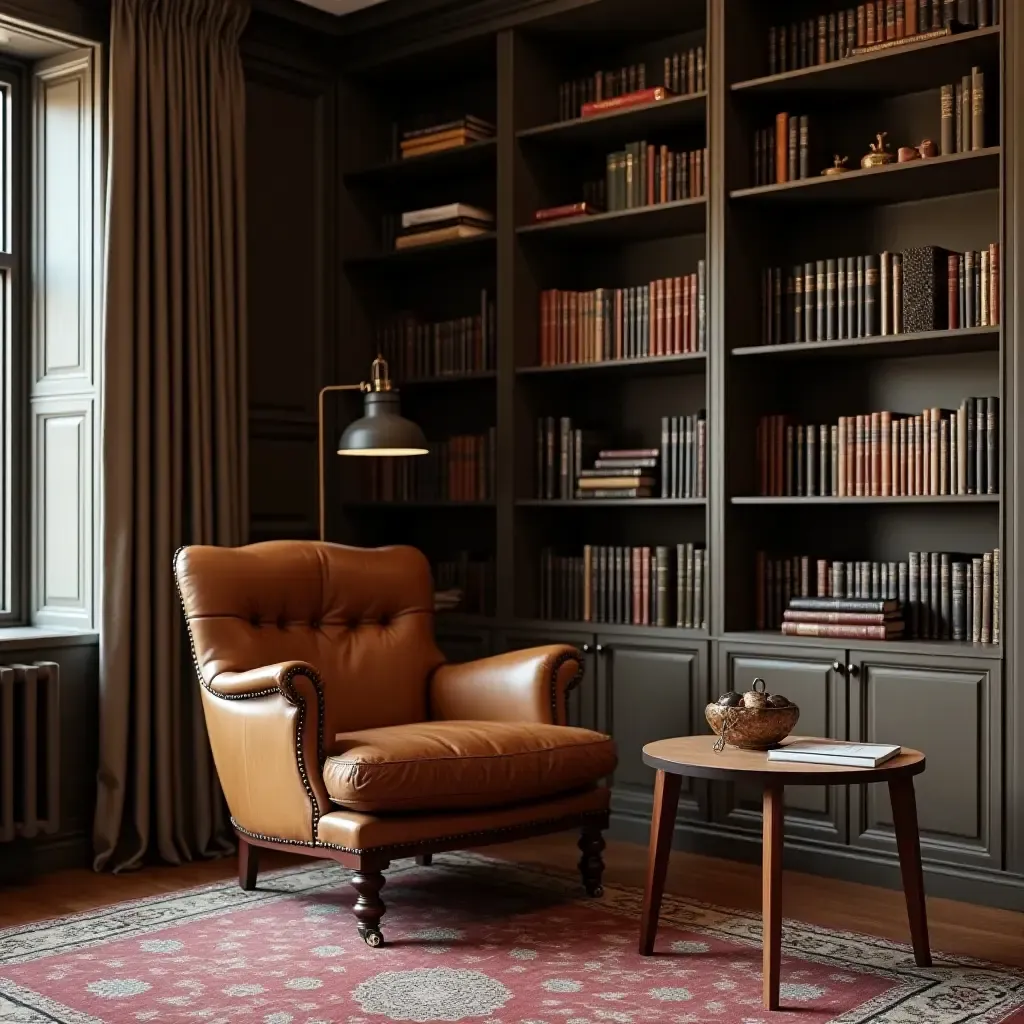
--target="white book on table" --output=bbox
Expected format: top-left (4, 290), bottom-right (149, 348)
top-left (767, 741), bottom-right (902, 768)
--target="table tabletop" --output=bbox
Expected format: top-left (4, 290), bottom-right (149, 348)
top-left (642, 735), bottom-right (925, 785)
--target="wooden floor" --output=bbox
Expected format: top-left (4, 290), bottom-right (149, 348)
top-left (3, 834), bottom-right (1023, 968)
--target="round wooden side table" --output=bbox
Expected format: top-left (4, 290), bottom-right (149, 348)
top-left (639, 735), bottom-right (929, 1012)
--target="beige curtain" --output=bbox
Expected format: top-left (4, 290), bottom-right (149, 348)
top-left (94, 0), bottom-right (250, 871)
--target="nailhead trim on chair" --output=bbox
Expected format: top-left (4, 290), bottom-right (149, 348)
top-left (173, 547), bottom-right (326, 843)
top-left (549, 649), bottom-right (584, 722)
top-left (234, 810), bottom-right (609, 856)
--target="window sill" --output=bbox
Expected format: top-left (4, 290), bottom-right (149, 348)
top-left (0, 626), bottom-right (99, 652)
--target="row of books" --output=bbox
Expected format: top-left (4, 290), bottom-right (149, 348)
top-left (367, 431), bottom-right (496, 503)
top-left (784, 596), bottom-right (905, 640)
top-left (661, 414), bottom-right (707, 500)
top-left (388, 203), bottom-right (494, 251)
top-left (537, 267), bottom-right (707, 365)
top-left (756, 548), bottom-right (1001, 643)
top-left (756, 398), bottom-right (999, 498)
top-left (432, 553), bottom-right (495, 616)
top-left (760, 243), bottom-right (1000, 346)
top-left (540, 543), bottom-right (708, 628)
top-left (605, 144), bottom-right (707, 212)
top-left (556, 49), bottom-right (706, 122)
top-left (941, 69), bottom-right (987, 155)
top-left (374, 293), bottom-right (496, 381)
top-left (753, 114), bottom-right (810, 187)
top-left (397, 114), bottom-right (494, 161)
top-left (767, 2), bottom-right (996, 76)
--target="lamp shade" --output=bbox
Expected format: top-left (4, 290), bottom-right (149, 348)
top-left (337, 390), bottom-right (428, 456)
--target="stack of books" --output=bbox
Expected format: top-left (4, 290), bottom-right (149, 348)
top-left (782, 596), bottom-right (905, 641)
top-left (399, 115), bottom-right (494, 160)
top-left (577, 448), bottom-right (659, 500)
top-left (394, 203), bottom-right (494, 250)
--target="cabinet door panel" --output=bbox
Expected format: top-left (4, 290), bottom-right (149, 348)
top-left (435, 627), bottom-right (491, 665)
top-left (602, 638), bottom-right (708, 822)
top-left (714, 643), bottom-right (847, 843)
top-left (849, 653), bottom-right (1000, 870)
top-left (495, 629), bottom-right (597, 731)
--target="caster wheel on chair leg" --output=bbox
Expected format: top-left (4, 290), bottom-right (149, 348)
top-left (361, 927), bottom-right (384, 948)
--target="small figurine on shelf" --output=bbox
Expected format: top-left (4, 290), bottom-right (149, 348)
top-left (822, 155), bottom-right (849, 175)
top-left (917, 139), bottom-right (938, 159)
top-left (897, 145), bottom-right (921, 163)
top-left (861, 131), bottom-right (893, 168)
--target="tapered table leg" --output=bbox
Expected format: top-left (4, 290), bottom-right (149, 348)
top-left (639, 769), bottom-right (682, 955)
top-left (762, 782), bottom-right (784, 1011)
top-left (889, 776), bottom-right (932, 967)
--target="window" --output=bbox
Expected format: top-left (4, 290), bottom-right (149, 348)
top-left (0, 64), bottom-right (22, 622)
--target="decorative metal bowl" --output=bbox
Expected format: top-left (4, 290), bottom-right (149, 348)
top-left (705, 702), bottom-right (801, 751)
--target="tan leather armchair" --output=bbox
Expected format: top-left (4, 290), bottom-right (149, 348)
top-left (174, 540), bottom-right (616, 946)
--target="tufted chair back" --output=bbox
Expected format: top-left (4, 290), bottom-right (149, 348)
top-left (174, 541), bottom-right (446, 742)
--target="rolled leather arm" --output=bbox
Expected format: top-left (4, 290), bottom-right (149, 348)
top-left (430, 645), bottom-right (584, 726)
top-left (201, 661), bottom-right (330, 843)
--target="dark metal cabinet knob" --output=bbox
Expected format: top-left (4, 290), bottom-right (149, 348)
top-left (847, 663), bottom-right (859, 677)
top-left (832, 661), bottom-right (844, 674)
top-left (595, 644), bottom-right (605, 654)
top-left (581, 643), bottom-right (591, 653)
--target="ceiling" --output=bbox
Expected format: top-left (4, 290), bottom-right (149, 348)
top-left (294, 0), bottom-right (392, 13)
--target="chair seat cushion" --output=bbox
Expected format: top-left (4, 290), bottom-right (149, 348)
top-left (323, 720), bottom-right (617, 813)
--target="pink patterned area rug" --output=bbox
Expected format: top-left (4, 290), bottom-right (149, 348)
top-left (2, 852), bottom-right (1023, 1023)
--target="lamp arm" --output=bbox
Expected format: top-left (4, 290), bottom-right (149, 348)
top-left (318, 382), bottom-right (369, 542)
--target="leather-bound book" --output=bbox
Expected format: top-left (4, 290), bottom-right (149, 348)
top-left (886, 0), bottom-right (897, 37)
top-left (978, 0), bottom-right (989, 24)
top-left (880, 410), bottom-right (892, 495)
top-left (965, 249), bottom-right (975, 327)
top-left (947, 253), bottom-right (959, 327)
top-left (793, 265), bottom-right (804, 343)
top-left (846, 256), bottom-right (857, 337)
top-left (980, 249), bottom-right (990, 325)
top-left (825, 259), bottom-right (837, 340)
top-left (932, 0), bottom-right (943, 28)
top-left (939, 417), bottom-right (949, 494)
top-left (815, 260), bottom-right (826, 340)
top-left (971, 67), bottom-right (985, 149)
top-left (804, 260), bottom-right (817, 341)
top-left (906, 0), bottom-right (917, 32)
top-left (971, 555), bottom-right (983, 642)
top-left (917, 550), bottom-right (930, 638)
top-left (892, 253), bottom-right (903, 333)
top-left (775, 113), bottom-right (789, 182)
top-left (951, 559), bottom-right (966, 639)
top-left (961, 73), bottom-right (972, 150)
top-left (837, 417), bottom-right (847, 495)
top-left (837, 261), bottom-right (847, 340)
top-left (782, 621), bottom-right (903, 639)
top-left (940, 83), bottom-right (955, 155)
top-left (928, 551), bottom-right (940, 639)
top-left (940, 552), bottom-right (951, 638)
top-left (817, 15), bottom-right (828, 62)
top-left (791, 424), bottom-right (801, 495)
top-left (857, 3), bottom-right (867, 44)
top-left (975, 396), bottom-right (987, 493)
top-left (943, 0), bottom-right (956, 25)
top-left (992, 547), bottom-right (1000, 643)
top-left (986, 395), bottom-right (998, 493)
top-left (880, 251), bottom-right (892, 335)
top-left (855, 255), bottom-right (865, 337)
top-left (798, 115), bottom-right (810, 179)
top-left (955, 82), bottom-right (964, 151)
top-left (865, 254), bottom-right (880, 335)
top-left (958, 0), bottom-right (975, 24)
top-left (908, 551), bottom-right (920, 637)
top-left (694, 548), bottom-right (705, 629)
top-left (866, 2), bottom-right (876, 43)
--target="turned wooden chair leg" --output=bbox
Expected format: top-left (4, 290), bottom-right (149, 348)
top-left (352, 866), bottom-right (387, 947)
top-left (578, 824), bottom-right (606, 897)
top-left (889, 776), bottom-right (932, 967)
top-left (762, 782), bottom-right (784, 1011)
top-left (639, 769), bottom-right (682, 955)
top-left (238, 837), bottom-right (259, 892)
top-left (415, 854), bottom-right (433, 866)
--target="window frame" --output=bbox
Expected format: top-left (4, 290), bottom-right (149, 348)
top-left (0, 58), bottom-right (28, 625)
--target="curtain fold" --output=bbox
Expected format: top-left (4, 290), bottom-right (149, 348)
top-left (94, 0), bottom-right (250, 871)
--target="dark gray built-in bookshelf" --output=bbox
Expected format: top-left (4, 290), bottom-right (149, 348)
top-left (330, 0), bottom-right (1023, 910)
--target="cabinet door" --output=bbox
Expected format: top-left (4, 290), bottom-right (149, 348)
top-left (600, 637), bottom-right (709, 823)
top-left (713, 643), bottom-right (848, 844)
top-left (435, 626), bottom-right (491, 664)
top-left (494, 628), bottom-right (598, 731)
top-left (849, 652), bottom-right (1001, 871)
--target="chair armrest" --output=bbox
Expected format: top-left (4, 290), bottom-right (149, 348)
top-left (429, 645), bottom-right (584, 726)
top-left (201, 661), bottom-right (330, 844)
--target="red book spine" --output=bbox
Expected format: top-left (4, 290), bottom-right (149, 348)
top-left (653, 279), bottom-right (663, 356)
top-left (785, 610), bottom-right (900, 625)
top-left (642, 546), bottom-right (651, 625)
top-left (689, 272), bottom-right (698, 351)
top-left (775, 113), bottom-right (789, 184)
top-left (672, 276), bottom-right (682, 353)
top-left (906, 0), bottom-right (917, 34)
top-left (947, 254), bottom-right (959, 329)
top-left (880, 410), bottom-right (892, 496)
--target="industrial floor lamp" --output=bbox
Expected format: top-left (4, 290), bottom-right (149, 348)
top-left (318, 355), bottom-right (428, 540)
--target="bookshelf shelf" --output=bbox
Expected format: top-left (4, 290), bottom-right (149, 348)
top-left (732, 326), bottom-right (1000, 362)
top-left (517, 353), bottom-right (706, 378)
top-left (516, 197), bottom-right (706, 243)
top-left (731, 25), bottom-right (1000, 97)
top-left (517, 92), bottom-right (707, 146)
top-left (344, 138), bottom-right (497, 185)
top-left (511, 617), bottom-right (709, 642)
top-left (345, 231), bottom-right (496, 268)
top-left (730, 147), bottom-right (1000, 205)
top-left (731, 495), bottom-right (999, 506)
top-left (347, 501), bottom-right (497, 510)
top-left (401, 370), bottom-right (497, 387)
top-left (722, 630), bottom-right (1002, 661)
top-left (517, 499), bottom-right (706, 508)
